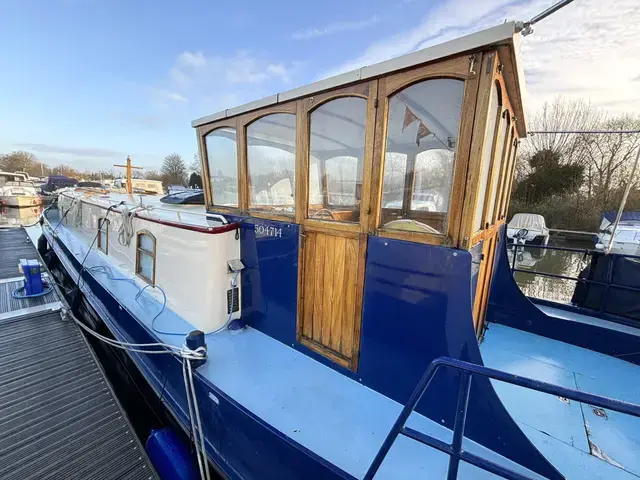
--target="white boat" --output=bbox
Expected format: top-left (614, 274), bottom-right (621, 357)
top-left (506, 213), bottom-right (550, 245)
top-left (596, 211), bottom-right (640, 255)
top-left (0, 172), bottom-right (42, 208)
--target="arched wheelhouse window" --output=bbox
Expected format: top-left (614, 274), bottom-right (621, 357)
top-left (247, 113), bottom-right (296, 214)
top-left (136, 231), bottom-right (156, 284)
top-left (205, 127), bottom-right (238, 207)
top-left (380, 78), bottom-right (464, 234)
top-left (97, 217), bottom-right (109, 254)
top-left (307, 96), bottom-right (367, 222)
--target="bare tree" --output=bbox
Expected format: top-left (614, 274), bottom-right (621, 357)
top-left (520, 97), bottom-right (599, 174)
top-left (144, 169), bottom-right (163, 181)
top-left (579, 115), bottom-right (640, 202)
top-left (189, 153), bottom-right (202, 175)
top-left (0, 151), bottom-right (46, 177)
top-left (161, 153), bottom-right (188, 186)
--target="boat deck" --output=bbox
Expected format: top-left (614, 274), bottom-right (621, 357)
top-left (482, 322), bottom-right (640, 480)
top-left (0, 227), bottom-right (158, 480)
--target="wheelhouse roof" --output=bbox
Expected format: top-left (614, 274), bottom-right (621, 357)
top-left (191, 21), bottom-right (527, 136)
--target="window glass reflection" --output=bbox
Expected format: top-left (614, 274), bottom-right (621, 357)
top-left (247, 114), bottom-right (296, 214)
top-left (308, 97), bottom-right (367, 222)
top-left (205, 128), bottom-right (238, 207)
top-left (381, 79), bottom-right (464, 234)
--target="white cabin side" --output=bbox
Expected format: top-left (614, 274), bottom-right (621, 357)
top-left (57, 191), bottom-right (240, 333)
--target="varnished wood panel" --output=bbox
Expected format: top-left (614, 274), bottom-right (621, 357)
top-left (459, 51), bottom-right (498, 249)
top-left (472, 231), bottom-right (498, 335)
top-left (299, 231), bottom-right (362, 369)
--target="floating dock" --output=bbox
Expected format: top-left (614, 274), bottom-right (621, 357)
top-left (0, 227), bottom-right (158, 480)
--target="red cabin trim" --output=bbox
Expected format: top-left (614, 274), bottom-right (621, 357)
top-left (67, 196), bottom-right (239, 234)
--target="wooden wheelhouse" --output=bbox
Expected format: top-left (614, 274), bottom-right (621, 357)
top-left (193, 22), bottom-right (526, 368)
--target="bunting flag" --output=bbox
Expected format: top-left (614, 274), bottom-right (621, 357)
top-left (416, 121), bottom-right (431, 146)
top-left (402, 104), bottom-right (432, 146)
top-left (402, 106), bottom-right (419, 131)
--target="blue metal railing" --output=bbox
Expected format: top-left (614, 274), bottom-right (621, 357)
top-left (364, 357), bottom-right (640, 480)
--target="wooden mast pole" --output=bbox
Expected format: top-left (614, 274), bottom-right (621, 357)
top-left (113, 155), bottom-right (143, 194)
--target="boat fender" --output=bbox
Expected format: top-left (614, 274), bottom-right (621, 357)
top-left (145, 427), bottom-right (198, 480)
top-left (186, 330), bottom-right (207, 368)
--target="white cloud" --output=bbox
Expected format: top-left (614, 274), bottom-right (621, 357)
top-left (170, 50), bottom-right (294, 87)
top-left (149, 87), bottom-right (188, 106)
top-left (14, 143), bottom-right (124, 158)
top-left (177, 51), bottom-right (207, 69)
top-left (321, 0), bottom-right (640, 116)
top-left (292, 16), bottom-right (380, 40)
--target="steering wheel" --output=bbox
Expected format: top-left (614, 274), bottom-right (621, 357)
top-left (383, 219), bottom-right (440, 234)
top-left (311, 208), bottom-right (336, 220)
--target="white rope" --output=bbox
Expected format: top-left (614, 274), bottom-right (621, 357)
top-left (188, 358), bottom-right (211, 480)
top-left (117, 204), bottom-right (142, 247)
top-left (61, 307), bottom-right (210, 479)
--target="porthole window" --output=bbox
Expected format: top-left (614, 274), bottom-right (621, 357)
top-left (136, 231), bottom-right (156, 284)
top-left (97, 218), bottom-right (109, 254)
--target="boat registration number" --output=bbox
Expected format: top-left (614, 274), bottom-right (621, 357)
top-left (255, 224), bottom-right (282, 238)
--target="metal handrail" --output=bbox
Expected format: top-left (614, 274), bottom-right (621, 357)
top-left (364, 357), bottom-right (640, 480)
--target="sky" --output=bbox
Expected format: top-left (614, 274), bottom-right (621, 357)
top-left (1, 0), bottom-right (639, 173)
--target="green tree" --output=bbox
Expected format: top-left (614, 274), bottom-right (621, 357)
top-left (513, 149), bottom-right (584, 204)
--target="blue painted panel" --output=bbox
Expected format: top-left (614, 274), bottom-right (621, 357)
top-left (358, 236), bottom-right (563, 480)
top-left (227, 215), bottom-right (300, 346)
top-left (487, 226), bottom-right (640, 364)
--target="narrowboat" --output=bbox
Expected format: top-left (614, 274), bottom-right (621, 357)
top-left (38, 22), bottom-right (640, 480)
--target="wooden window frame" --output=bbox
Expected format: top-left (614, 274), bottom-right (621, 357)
top-left (97, 217), bottom-right (109, 255)
top-left (494, 125), bottom-right (515, 223)
top-left (199, 119), bottom-right (242, 213)
top-left (370, 54), bottom-right (482, 247)
top-left (501, 139), bottom-right (519, 219)
top-left (479, 108), bottom-right (510, 228)
top-left (135, 230), bottom-right (156, 285)
top-left (243, 103), bottom-right (298, 221)
top-left (193, 51), bottom-right (514, 253)
top-left (464, 56), bottom-right (519, 248)
top-left (296, 81), bottom-right (377, 233)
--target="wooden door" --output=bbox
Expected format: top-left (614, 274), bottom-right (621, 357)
top-left (297, 82), bottom-right (377, 370)
top-left (299, 229), bottom-right (365, 368)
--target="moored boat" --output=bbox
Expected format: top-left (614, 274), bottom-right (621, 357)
top-left (37, 20), bottom-right (640, 480)
top-left (0, 173), bottom-right (42, 208)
